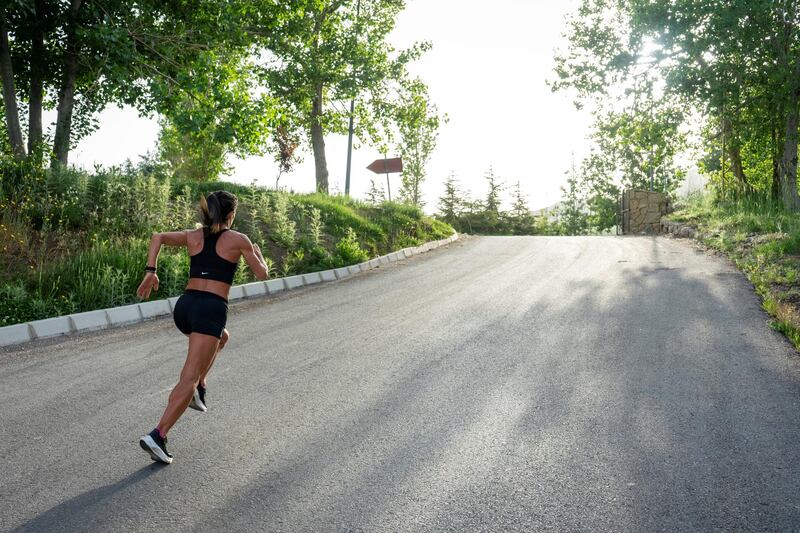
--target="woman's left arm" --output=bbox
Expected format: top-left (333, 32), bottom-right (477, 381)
top-left (137, 231), bottom-right (189, 299)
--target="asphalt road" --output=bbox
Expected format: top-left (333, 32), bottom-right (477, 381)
top-left (2, 236), bottom-right (800, 532)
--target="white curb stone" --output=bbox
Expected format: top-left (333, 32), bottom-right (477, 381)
top-left (266, 279), bottom-right (285, 294)
top-left (242, 282), bottom-right (267, 298)
top-left (139, 300), bottom-right (172, 319)
top-left (284, 275), bottom-right (304, 289)
top-left (228, 285), bottom-right (245, 301)
top-left (1, 234), bottom-right (461, 349)
top-left (30, 316), bottom-right (73, 339)
top-left (107, 304), bottom-right (143, 327)
top-left (0, 324), bottom-right (32, 346)
top-left (69, 310), bottom-right (110, 331)
top-left (302, 272), bottom-right (323, 285)
top-left (320, 270), bottom-right (337, 282)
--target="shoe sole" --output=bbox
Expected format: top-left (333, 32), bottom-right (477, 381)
top-left (139, 435), bottom-right (173, 464)
top-left (189, 390), bottom-right (207, 412)
top-left (188, 401), bottom-right (207, 412)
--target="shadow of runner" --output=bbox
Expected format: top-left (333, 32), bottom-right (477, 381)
top-left (13, 464), bottom-right (166, 532)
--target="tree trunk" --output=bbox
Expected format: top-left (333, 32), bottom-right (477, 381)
top-left (721, 116), bottom-right (750, 198)
top-left (727, 144), bottom-right (749, 197)
top-left (310, 82), bottom-right (329, 194)
top-left (0, 21), bottom-right (25, 159)
top-left (52, 0), bottom-right (82, 168)
top-left (780, 99), bottom-right (800, 210)
top-left (772, 124), bottom-right (782, 202)
top-left (28, 0), bottom-right (45, 156)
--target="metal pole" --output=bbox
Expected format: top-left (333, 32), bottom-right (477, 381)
top-left (345, 100), bottom-right (355, 196)
top-left (344, 0), bottom-right (361, 197)
top-left (384, 155), bottom-right (391, 201)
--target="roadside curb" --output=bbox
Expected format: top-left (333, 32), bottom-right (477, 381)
top-left (0, 233), bottom-right (459, 348)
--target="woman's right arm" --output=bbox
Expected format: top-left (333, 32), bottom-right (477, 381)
top-left (137, 231), bottom-right (189, 299)
top-left (241, 235), bottom-right (269, 280)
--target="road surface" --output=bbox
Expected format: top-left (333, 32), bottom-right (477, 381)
top-left (2, 236), bottom-right (799, 531)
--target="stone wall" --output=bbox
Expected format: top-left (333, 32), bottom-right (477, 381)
top-left (622, 190), bottom-right (670, 234)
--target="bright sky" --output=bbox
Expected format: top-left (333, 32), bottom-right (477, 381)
top-left (65, 0), bottom-right (590, 212)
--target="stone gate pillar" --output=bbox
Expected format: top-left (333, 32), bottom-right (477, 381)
top-left (620, 190), bottom-right (669, 234)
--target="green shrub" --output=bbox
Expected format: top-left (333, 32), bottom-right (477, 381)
top-left (334, 227), bottom-right (369, 266)
top-left (0, 165), bottom-right (454, 326)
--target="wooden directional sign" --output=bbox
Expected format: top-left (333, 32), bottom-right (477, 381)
top-left (367, 157), bottom-right (403, 174)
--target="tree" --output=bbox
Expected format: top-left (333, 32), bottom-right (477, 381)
top-left (396, 79), bottom-right (444, 208)
top-left (0, 1), bottom-right (283, 168)
top-left (508, 181), bottom-right (535, 235)
top-left (483, 166), bottom-right (504, 214)
top-left (580, 152), bottom-right (621, 233)
top-left (157, 118), bottom-right (229, 182)
top-left (259, 0), bottom-right (428, 193)
top-left (558, 162), bottom-right (587, 235)
top-left (156, 49), bottom-right (276, 182)
top-left (437, 172), bottom-right (464, 224)
top-left (552, 0), bottom-right (800, 210)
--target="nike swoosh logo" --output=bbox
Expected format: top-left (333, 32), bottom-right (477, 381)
top-left (201, 272), bottom-right (209, 275)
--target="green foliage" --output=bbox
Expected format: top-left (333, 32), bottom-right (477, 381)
top-left (0, 167), bottom-right (453, 325)
top-left (435, 170), bottom-right (561, 235)
top-left (267, 193), bottom-right (297, 248)
top-left (553, 0), bottom-right (800, 210)
top-left (157, 119), bottom-right (230, 182)
top-left (1, 1), bottom-right (285, 165)
top-left (260, 0), bottom-right (431, 191)
top-left (334, 228), bottom-right (370, 265)
top-left (558, 163), bottom-right (588, 236)
top-left (396, 79), bottom-right (444, 208)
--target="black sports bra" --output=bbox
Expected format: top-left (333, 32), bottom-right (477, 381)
top-left (189, 228), bottom-right (239, 284)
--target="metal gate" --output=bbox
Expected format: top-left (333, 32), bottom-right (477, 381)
top-left (617, 190), bottom-right (630, 235)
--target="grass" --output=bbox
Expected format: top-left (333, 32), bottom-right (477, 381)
top-left (0, 172), bottom-right (454, 326)
top-left (667, 192), bottom-right (800, 348)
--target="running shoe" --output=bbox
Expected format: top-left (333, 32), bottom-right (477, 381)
top-left (139, 428), bottom-right (173, 464)
top-left (189, 383), bottom-right (207, 412)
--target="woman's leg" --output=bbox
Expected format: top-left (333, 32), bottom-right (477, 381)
top-left (199, 328), bottom-right (228, 388)
top-left (156, 332), bottom-right (219, 436)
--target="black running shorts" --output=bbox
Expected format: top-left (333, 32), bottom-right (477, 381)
top-left (172, 289), bottom-right (228, 339)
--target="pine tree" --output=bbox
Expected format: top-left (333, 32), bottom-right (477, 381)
top-left (509, 181), bottom-right (535, 234)
top-left (510, 181), bottom-right (530, 219)
top-left (484, 167), bottom-right (504, 214)
top-left (558, 161), bottom-right (588, 235)
top-left (437, 173), bottom-right (463, 223)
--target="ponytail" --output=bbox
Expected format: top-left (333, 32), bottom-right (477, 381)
top-left (199, 190), bottom-right (238, 233)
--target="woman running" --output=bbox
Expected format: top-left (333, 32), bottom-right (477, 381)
top-left (136, 190), bottom-right (269, 464)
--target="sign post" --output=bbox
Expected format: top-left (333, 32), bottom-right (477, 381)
top-left (367, 157), bottom-right (403, 202)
